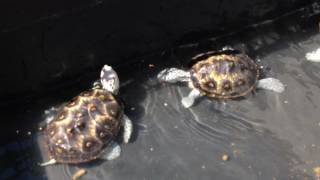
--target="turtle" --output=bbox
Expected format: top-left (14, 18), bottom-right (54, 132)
top-left (39, 64), bottom-right (133, 166)
top-left (157, 48), bottom-right (285, 108)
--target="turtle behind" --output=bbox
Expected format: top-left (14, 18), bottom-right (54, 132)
top-left (190, 50), bottom-right (260, 99)
top-left (40, 65), bottom-right (133, 166)
top-left (44, 88), bottom-right (122, 164)
top-left (157, 48), bottom-right (285, 108)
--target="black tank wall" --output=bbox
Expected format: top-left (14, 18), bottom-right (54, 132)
top-left (0, 0), bottom-right (314, 98)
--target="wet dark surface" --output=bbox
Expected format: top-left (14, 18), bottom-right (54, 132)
top-left (1, 2), bottom-right (320, 180)
top-left (0, 0), bottom-right (314, 97)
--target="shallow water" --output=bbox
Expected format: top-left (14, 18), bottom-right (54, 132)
top-left (1, 3), bottom-right (320, 180)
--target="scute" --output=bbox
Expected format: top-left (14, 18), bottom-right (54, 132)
top-left (43, 88), bottom-right (123, 164)
top-left (190, 50), bottom-right (259, 99)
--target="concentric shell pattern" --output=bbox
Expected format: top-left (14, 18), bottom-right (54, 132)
top-left (190, 50), bottom-right (260, 99)
top-left (44, 88), bottom-right (123, 164)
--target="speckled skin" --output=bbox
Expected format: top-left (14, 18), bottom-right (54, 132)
top-left (190, 50), bottom-right (260, 99)
top-left (44, 88), bottom-right (123, 164)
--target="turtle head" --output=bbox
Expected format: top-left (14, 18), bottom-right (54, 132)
top-left (100, 65), bottom-right (120, 95)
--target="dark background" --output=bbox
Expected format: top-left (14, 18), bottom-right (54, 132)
top-left (0, 0), bottom-right (314, 99)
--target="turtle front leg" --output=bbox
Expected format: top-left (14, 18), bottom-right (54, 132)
top-left (122, 114), bottom-right (133, 144)
top-left (257, 77), bottom-right (285, 93)
top-left (157, 68), bottom-right (191, 83)
top-left (181, 89), bottom-right (202, 108)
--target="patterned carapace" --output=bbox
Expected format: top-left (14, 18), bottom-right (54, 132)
top-left (190, 50), bottom-right (259, 99)
top-left (44, 88), bottom-right (123, 164)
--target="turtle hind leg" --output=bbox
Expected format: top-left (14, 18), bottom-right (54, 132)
top-left (257, 77), bottom-right (285, 93)
top-left (157, 68), bottom-right (190, 83)
top-left (103, 142), bottom-right (121, 161)
top-left (39, 158), bottom-right (57, 166)
top-left (181, 89), bottom-right (202, 108)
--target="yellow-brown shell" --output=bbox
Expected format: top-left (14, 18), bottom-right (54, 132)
top-left (43, 88), bottom-right (123, 164)
top-left (190, 50), bottom-right (259, 99)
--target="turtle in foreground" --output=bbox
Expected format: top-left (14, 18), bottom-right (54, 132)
top-left (39, 65), bottom-right (133, 166)
top-left (157, 48), bottom-right (285, 108)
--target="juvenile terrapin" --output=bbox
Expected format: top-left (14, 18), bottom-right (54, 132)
top-left (157, 48), bottom-right (285, 108)
top-left (40, 65), bottom-right (133, 166)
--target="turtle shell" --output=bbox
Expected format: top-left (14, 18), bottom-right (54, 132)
top-left (43, 88), bottom-right (123, 164)
top-left (190, 50), bottom-right (260, 99)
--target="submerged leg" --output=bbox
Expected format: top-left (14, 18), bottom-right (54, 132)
top-left (181, 89), bottom-right (202, 108)
top-left (103, 142), bottom-right (121, 161)
top-left (39, 158), bottom-right (57, 166)
top-left (122, 114), bottom-right (133, 144)
top-left (157, 68), bottom-right (190, 83)
top-left (257, 77), bottom-right (285, 93)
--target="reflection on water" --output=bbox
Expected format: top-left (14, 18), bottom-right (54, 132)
top-left (1, 3), bottom-right (320, 180)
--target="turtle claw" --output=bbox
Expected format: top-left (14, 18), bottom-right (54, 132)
top-left (257, 78), bottom-right (285, 93)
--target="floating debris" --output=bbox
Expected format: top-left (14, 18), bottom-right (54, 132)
top-left (72, 169), bottom-right (87, 180)
top-left (148, 64), bottom-right (155, 68)
top-left (222, 154), bottom-right (230, 161)
top-left (306, 48), bottom-right (320, 62)
top-left (313, 166), bottom-right (320, 179)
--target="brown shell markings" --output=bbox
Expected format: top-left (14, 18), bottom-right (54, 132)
top-left (190, 51), bottom-right (260, 99)
top-left (44, 88), bottom-right (123, 164)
